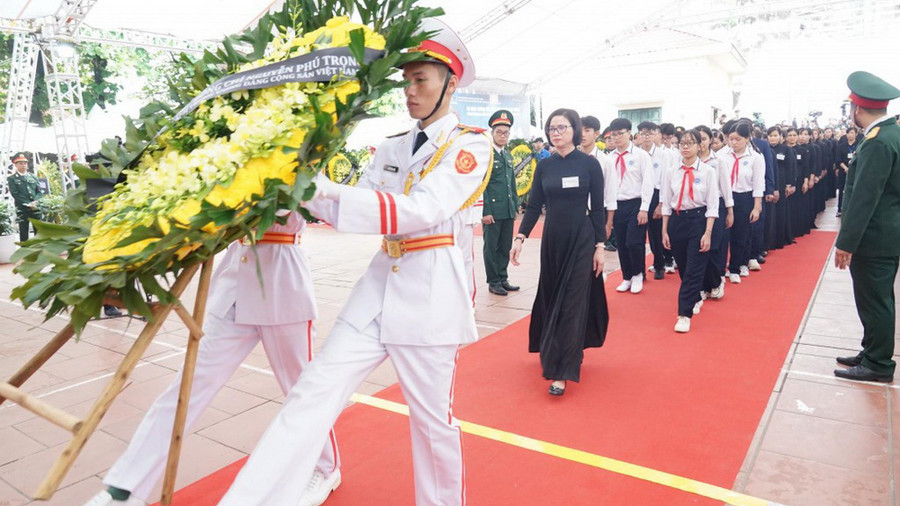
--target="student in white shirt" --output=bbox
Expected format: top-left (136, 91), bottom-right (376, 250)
top-left (661, 130), bottom-right (719, 333)
top-left (637, 121), bottom-right (676, 280)
top-left (581, 115), bottom-right (616, 239)
top-left (696, 124), bottom-right (733, 300)
top-left (608, 117), bottom-right (654, 294)
top-left (718, 120), bottom-right (765, 284)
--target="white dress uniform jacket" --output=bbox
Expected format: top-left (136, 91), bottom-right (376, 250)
top-left (305, 113), bottom-right (491, 345)
top-left (206, 212), bottom-right (316, 325)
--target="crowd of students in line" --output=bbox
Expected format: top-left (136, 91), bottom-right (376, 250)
top-left (574, 116), bottom-right (843, 333)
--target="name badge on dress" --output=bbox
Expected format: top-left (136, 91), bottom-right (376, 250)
top-left (383, 165), bottom-right (399, 173)
top-left (847, 152), bottom-right (854, 160)
top-left (776, 153), bottom-right (785, 161)
top-left (561, 176), bottom-right (579, 189)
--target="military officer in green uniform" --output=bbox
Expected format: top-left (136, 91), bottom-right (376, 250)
top-left (7, 153), bottom-right (40, 243)
top-left (833, 71), bottom-right (900, 383)
top-left (483, 110), bottom-right (520, 296)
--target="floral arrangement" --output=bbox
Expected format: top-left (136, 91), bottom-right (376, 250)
top-left (510, 143), bottom-right (536, 197)
top-left (326, 147), bottom-right (372, 186)
top-left (36, 159), bottom-right (65, 196)
top-left (12, 0), bottom-right (441, 334)
top-left (36, 194), bottom-right (65, 224)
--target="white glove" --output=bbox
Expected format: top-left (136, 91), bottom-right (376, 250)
top-left (313, 172), bottom-right (344, 201)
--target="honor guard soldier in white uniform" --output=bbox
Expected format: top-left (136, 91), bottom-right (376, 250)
top-left (218, 19), bottom-right (490, 506)
top-left (85, 212), bottom-right (340, 506)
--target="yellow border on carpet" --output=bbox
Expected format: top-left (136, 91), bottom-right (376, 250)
top-left (349, 393), bottom-right (782, 506)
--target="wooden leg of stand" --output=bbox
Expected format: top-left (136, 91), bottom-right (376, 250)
top-left (0, 324), bottom-right (74, 406)
top-left (161, 258), bottom-right (214, 505)
top-left (33, 264), bottom-right (200, 500)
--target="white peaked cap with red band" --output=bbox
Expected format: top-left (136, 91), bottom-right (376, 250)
top-left (413, 18), bottom-right (476, 88)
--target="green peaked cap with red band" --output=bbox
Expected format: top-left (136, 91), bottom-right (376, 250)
top-left (847, 71), bottom-right (900, 109)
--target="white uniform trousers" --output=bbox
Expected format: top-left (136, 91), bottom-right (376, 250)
top-left (219, 318), bottom-right (464, 506)
top-left (104, 307), bottom-right (339, 502)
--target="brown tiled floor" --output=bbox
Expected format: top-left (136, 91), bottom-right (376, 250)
top-left (0, 201), bottom-right (895, 506)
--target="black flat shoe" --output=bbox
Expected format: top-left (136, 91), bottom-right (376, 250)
top-left (548, 384), bottom-right (565, 396)
top-left (488, 283), bottom-right (508, 296)
top-left (653, 270), bottom-right (665, 280)
top-left (836, 354), bottom-right (863, 367)
top-left (501, 280), bottom-right (520, 291)
top-left (834, 364), bottom-right (893, 383)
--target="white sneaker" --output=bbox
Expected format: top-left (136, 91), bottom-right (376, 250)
top-left (710, 280), bottom-right (725, 299)
top-left (729, 273), bottom-right (742, 284)
top-left (83, 491), bottom-right (147, 506)
top-left (664, 264), bottom-right (676, 274)
top-left (700, 291), bottom-right (709, 301)
top-left (674, 316), bottom-right (691, 333)
top-left (740, 265), bottom-right (750, 277)
top-left (693, 300), bottom-right (704, 315)
top-left (629, 275), bottom-right (643, 294)
top-left (748, 259), bottom-right (761, 271)
top-left (648, 265), bottom-right (656, 272)
top-left (299, 469), bottom-right (342, 506)
top-left (616, 280), bottom-right (632, 292)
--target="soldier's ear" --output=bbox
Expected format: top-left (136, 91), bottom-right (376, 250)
top-left (445, 74), bottom-right (459, 98)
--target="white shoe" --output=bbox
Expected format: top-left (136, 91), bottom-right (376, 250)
top-left (648, 265), bottom-right (656, 272)
top-left (693, 300), bottom-right (703, 315)
top-left (616, 280), bottom-right (632, 292)
top-left (748, 259), bottom-right (761, 271)
top-left (700, 291), bottom-right (709, 301)
top-left (729, 273), bottom-right (742, 284)
top-left (664, 264), bottom-right (676, 274)
top-left (299, 469), bottom-right (342, 506)
top-left (710, 281), bottom-right (725, 300)
top-left (740, 265), bottom-right (750, 277)
top-left (83, 491), bottom-right (147, 506)
top-left (674, 316), bottom-right (691, 333)
top-left (629, 275), bottom-right (643, 294)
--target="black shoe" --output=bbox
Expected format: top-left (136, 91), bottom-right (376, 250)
top-left (757, 256), bottom-right (766, 264)
top-left (836, 212), bottom-right (842, 217)
top-left (604, 244), bottom-right (617, 252)
top-left (103, 305), bottom-right (123, 317)
top-left (488, 283), bottom-right (508, 296)
top-left (653, 270), bottom-right (665, 280)
top-left (760, 251), bottom-right (769, 257)
top-left (834, 364), bottom-right (893, 383)
top-left (836, 354), bottom-right (863, 367)
top-left (501, 280), bottom-right (520, 291)
top-left (548, 384), bottom-right (565, 396)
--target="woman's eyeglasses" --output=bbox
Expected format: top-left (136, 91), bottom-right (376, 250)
top-left (548, 125), bottom-right (570, 134)
top-left (679, 142), bottom-right (697, 148)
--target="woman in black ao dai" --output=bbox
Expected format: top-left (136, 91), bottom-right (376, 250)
top-left (511, 109), bottom-right (609, 396)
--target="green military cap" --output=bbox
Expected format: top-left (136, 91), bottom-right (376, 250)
top-left (847, 71), bottom-right (900, 109)
top-left (488, 109), bottom-right (513, 129)
top-left (12, 153), bottom-right (27, 163)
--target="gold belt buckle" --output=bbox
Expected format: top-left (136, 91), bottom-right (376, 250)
top-left (384, 239), bottom-right (404, 258)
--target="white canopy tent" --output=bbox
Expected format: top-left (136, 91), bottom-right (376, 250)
top-left (2, 0), bottom-right (899, 153)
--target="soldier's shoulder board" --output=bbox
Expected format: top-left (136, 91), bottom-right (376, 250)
top-left (458, 124), bottom-right (486, 134)
top-left (866, 127), bottom-right (881, 140)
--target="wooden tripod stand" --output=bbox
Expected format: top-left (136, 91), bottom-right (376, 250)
top-left (0, 258), bottom-right (214, 504)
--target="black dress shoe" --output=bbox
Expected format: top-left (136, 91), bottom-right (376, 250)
top-left (488, 283), bottom-right (508, 296)
top-left (653, 270), bottom-right (665, 280)
top-left (757, 256), bottom-right (766, 264)
top-left (103, 305), bottom-right (123, 317)
top-left (548, 384), bottom-right (565, 396)
top-left (834, 364), bottom-right (893, 383)
top-left (836, 354), bottom-right (863, 367)
top-left (501, 280), bottom-right (520, 291)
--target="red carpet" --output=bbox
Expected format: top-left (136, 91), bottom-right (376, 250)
top-left (162, 231), bottom-right (836, 506)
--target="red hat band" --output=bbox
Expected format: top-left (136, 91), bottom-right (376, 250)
top-left (415, 40), bottom-right (464, 80)
top-left (850, 92), bottom-right (889, 109)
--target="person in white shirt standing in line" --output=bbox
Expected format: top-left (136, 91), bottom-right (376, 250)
top-left (661, 129), bottom-right (720, 333)
top-left (609, 117), bottom-right (654, 294)
top-left (718, 120), bottom-right (765, 284)
top-left (637, 121), bottom-right (677, 280)
top-left (696, 124), bottom-right (733, 302)
top-left (580, 115), bottom-right (617, 243)
top-left (218, 18), bottom-right (490, 506)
